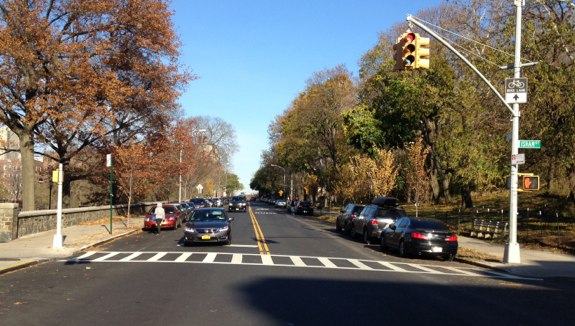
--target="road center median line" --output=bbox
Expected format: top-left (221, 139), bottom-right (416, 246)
top-left (249, 206), bottom-right (270, 255)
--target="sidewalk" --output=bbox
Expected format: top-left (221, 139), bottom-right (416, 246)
top-left (1, 217), bottom-right (574, 279)
top-left (456, 236), bottom-right (575, 279)
top-left (0, 217), bottom-right (144, 275)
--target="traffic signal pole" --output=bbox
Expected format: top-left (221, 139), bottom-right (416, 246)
top-left (504, 0), bottom-right (523, 264)
top-left (407, 0), bottom-right (524, 264)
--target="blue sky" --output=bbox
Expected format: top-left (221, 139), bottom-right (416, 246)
top-left (169, 0), bottom-right (442, 193)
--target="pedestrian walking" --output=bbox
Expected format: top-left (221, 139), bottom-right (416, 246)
top-left (154, 202), bottom-right (165, 234)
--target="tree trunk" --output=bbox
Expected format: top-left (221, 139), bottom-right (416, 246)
top-left (460, 187), bottom-right (473, 208)
top-left (19, 130), bottom-right (36, 211)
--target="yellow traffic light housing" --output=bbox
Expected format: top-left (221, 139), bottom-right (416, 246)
top-left (393, 32), bottom-right (417, 70)
top-left (414, 35), bottom-right (430, 69)
top-left (394, 32), bottom-right (430, 70)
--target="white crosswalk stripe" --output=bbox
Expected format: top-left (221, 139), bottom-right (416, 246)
top-left (66, 251), bottom-right (539, 280)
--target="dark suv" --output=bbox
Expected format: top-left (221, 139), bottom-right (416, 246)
top-left (335, 203), bottom-right (365, 235)
top-left (351, 196), bottom-right (407, 244)
top-left (228, 196), bottom-right (247, 212)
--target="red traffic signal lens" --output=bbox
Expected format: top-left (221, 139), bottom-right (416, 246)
top-left (406, 32), bottom-right (416, 42)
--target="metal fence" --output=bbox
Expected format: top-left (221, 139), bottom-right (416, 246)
top-left (405, 205), bottom-right (575, 253)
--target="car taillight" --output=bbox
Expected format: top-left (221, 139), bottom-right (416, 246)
top-left (446, 234), bottom-right (458, 242)
top-left (411, 232), bottom-right (429, 240)
top-left (350, 214), bottom-right (356, 221)
top-left (370, 219), bottom-right (379, 225)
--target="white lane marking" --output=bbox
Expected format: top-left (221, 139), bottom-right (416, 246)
top-left (148, 252), bottom-right (167, 262)
top-left (442, 266), bottom-right (483, 276)
top-left (261, 255), bottom-right (274, 265)
top-left (76, 251), bottom-right (97, 260)
top-left (228, 244), bottom-right (259, 248)
top-left (408, 263), bottom-right (442, 274)
top-left (378, 261), bottom-right (407, 272)
top-left (93, 252), bottom-right (120, 262)
top-left (290, 256), bottom-right (306, 267)
top-left (231, 254), bottom-right (243, 264)
top-left (348, 259), bottom-right (373, 270)
top-left (120, 252), bottom-right (143, 261)
top-left (203, 252), bottom-right (217, 263)
top-left (175, 253), bottom-right (192, 262)
top-left (318, 257), bottom-right (337, 268)
top-left (67, 251), bottom-right (541, 281)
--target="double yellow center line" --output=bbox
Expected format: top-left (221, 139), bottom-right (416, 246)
top-left (248, 206), bottom-right (270, 255)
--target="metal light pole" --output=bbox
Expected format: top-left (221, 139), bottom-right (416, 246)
top-left (178, 149), bottom-right (183, 203)
top-left (270, 164), bottom-right (286, 199)
top-left (52, 164), bottom-right (63, 248)
top-left (504, 0), bottom-right (523, 264)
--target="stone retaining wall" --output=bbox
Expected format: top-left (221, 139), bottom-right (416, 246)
top-left (0, 203), bottom-right (153, 242)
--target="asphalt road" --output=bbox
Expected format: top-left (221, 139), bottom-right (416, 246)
top-left (1, 202), bottom-right (574, 326)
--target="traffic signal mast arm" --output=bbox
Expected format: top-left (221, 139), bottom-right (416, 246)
top-left (406, 15), bottom-right (514, 115)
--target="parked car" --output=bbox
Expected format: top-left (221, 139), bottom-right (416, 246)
top-left (380, 217), bottom-right (458, 261)
top-left (143, 203), bottom-right (184, 231)
top-left (335, 203), bottom-right (365, 234)
top-left (177, 202), bottom-right (194, 222)
top-left (189, 198), bottom-right (208, 208)
top-left (351, 197), bottom-right (407, 244)
top-left (183, 208), bottom-right (233, 245)
top-left (294, 201), bottom-right (314, 216)
top-left (228, 196), bottom-right (247, 212)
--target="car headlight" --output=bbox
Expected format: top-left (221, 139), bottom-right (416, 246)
top-left (218, 226), bottom-right (229, 232)
top-left (185, 226), bottom-right (196, 233)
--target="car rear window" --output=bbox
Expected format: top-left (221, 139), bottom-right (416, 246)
top-left (412, 219), bottom-right (449, 230)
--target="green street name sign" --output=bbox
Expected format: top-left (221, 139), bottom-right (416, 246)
top-left (519, 140), bottom-right (541, 149)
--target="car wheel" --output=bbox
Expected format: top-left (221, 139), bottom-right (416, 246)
top-left (336, 222), bottom-right (342, 233)
top-left (443, 253), bottom-right (455, 261)
top-left (363, 229), bottom-right (371, 245)
top-left (399, 240), bottom-right (408, 258)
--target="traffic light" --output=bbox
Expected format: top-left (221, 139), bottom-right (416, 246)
top-left (393, 32), bottom-right (417, 70)
top-left (519, 175), bottom-right (539, 191)
top-left (414, 34), bottom-right (430, 69)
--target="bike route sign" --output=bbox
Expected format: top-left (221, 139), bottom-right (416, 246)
top-left (505, 78), bottom-right (528, 104)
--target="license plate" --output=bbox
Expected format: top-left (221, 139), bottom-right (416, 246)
top-left (431, 246), bottom-right (443, 253)
top-left (201, 235), bottom-right (211, 240)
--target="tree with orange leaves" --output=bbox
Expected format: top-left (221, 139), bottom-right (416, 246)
top-left (0, 0), bottom-right (191, 210)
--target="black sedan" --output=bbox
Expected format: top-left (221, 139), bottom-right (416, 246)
top-left (294, 201), bottom-right (314, 216)
top-left (380, 217), bottom-right (458, 261)
top-left (183, 208), bottom-right (233, 245)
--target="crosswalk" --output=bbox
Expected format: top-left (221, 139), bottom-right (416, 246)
top-left (66, 251), bottom-right (536, 280)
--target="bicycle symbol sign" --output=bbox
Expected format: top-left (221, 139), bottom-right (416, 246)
top-left (505, 78), bottom-right (528, 104)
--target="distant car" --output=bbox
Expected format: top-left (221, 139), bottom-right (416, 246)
top-left (294, 201), bottom-right (314, 216)
top-left (183, 208), bottom-right (233, 245)
top-left (228, 196), bottom-right (247, 212)
top-left (335, 203), bottom-right (365, 234)
top-left (380, 217), bottom-right (458, 261)
top-left (189, 198), bottom-right (208, 208)
top-left (275, 199), bottom-right (287, 208)
top-left (351, 197), bottom-right (407, 244)
top-left (143, 204), bottom-right (183, 231)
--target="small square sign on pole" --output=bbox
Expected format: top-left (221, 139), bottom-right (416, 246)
top-left (505, 78), bottom-right (528, 104)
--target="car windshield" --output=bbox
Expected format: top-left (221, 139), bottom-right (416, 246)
top-left (231, 196), bottom-right (245, 202)
top-left (191, 210), bottom-right (226, 222)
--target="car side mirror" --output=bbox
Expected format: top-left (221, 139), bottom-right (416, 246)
top-left (228, 217), bottom-right (235, 222)
top-left (389, 224), bottom-right (396, 230)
